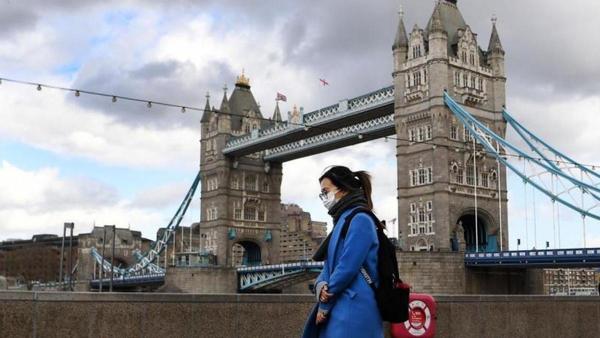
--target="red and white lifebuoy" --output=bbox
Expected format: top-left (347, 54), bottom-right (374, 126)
top-left (404, 299), bottom-right (432, 336)
top-left (391, 293), bottom-right (437, 338)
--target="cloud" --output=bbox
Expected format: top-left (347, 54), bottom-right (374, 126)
top-left (0, 161), bottom-right (196, 241)
top-left (0, 82), bottom-right (198, 170)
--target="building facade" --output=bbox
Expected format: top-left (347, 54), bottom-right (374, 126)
top-left (279, 203), bottom-right (327, 263)
top-left (199, 73), bottom-right (284, 267)
top-left (543, 268), bottom-right (599, 296)
top-left (393, 0), bottom-right (508, 252)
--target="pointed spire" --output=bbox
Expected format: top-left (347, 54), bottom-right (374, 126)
top-left (488, 15), bottom-right (504, 55)
top-left (201, 91), bottom-right (212, 122)
top-left (430, 2), bottom-right (445, 34)
top-left (272, 101), bottom-right (282, 123)
top-left (219, 85), bottom-right (230, 114)
top-left (392, 5), bottom-right (408, 50)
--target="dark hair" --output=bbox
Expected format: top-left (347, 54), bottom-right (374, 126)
top-left (319, 165), bottom-right (373, 210)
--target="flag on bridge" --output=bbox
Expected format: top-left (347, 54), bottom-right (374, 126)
top-left (276, 92), bottom-right (287, 102)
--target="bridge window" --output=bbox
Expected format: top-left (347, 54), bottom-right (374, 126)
top-left (462, 73), bottom-right (468, 88)
top-left (409, 167), bottom-right (433, 186)
top-left (231, 175), bottom-right (239, 189)
top-left (245, 174), bottom-right (257, 191)
top-left (463, 125), bottom-right (474, 141)
top-left (461, 51), bottom-right (467, 63)
top-left (470, 77), bottom-right (476, 89)
top-left (257, 206), bottom-right (266, 221)
top-left (412, 45), bottom-right (422, 59)
top-left (466, 165), bottom-right (475, 185)
top-left (410, 203), bottom-right (416, 213)
top-left (234, 201), bottom-right (242, 220)
top-left (469, 53), bottom-right (475, 66)
top-left (478, 78), bottom-right (484, 91)
top-left (413, 72), bottom-right (422, 86)
top-left (408, 129), bottom-right (415, 142)
top-left (425, 125), bottom-right (432, 140)
top-left (244, 205), bottom-right (256, 221)
top-left (262, 181), bottom-right (270, 193)
top-left (207, 207), bottom-right (218, 221)
top-left (454, 72), bottom-right (460, 86)
top-left (450, 125), bottom-right (458, 140)
top-left (206, 176), bottom-right (218, 191)
top-left (481, 173), bottom-right (489, 188)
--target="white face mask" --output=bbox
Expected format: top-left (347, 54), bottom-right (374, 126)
top-left (320, 189), bottom-right (339, 210)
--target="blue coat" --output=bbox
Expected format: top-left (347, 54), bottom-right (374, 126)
top-left (302, 207), bottom-right (383, 338)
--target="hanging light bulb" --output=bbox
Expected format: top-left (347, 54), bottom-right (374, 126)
top-left (181, 107), bottom-right (186, 113)
top-left (304, 125), bottom-right (310, 131)
top-left (358, 134), bottom-right (363, 140)
top-left (147, 101), bottom-right (152, 108)
top-left (75, 90), bottom-right (80, 97)
top-left (112, 96), bottom-right (117, 103)
top-left (37, 84), bottom-right (42, 91)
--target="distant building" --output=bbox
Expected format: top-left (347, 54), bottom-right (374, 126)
top-left (0, 227), bottom-right (151, 285)
top-left (543, 268), bottom-right (599, 296)
top-left (229, 203), bottom-right (328, 266)
top-left (279, 203), bottom-right (327, 263)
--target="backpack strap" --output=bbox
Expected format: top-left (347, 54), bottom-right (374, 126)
top-left (340, 207), bottom-right (379, 239)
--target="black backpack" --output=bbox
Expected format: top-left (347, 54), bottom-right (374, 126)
top-left (341, 208), bottom-right (409, 323)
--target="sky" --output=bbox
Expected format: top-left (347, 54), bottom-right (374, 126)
top-left (1, 0), bottom-right (599, 250)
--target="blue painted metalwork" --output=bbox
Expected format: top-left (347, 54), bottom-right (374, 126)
top-left (502, 109), bottom-right (600, 180)
top-left (465, 248), bottom-right (600, 268)
top-left (90, 171), bottom-right (201, 277)
top-left (237, 261), bottom-right (324, 291)
top-left (444, 93), bottom-right (600, 220)
top-left (89, 273), bottom-right (165, 289)
top-left (223, 86), bottom-right (394, 158)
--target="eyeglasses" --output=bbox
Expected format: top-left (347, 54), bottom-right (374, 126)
top-left (318, 189), bottom-right (337, 201)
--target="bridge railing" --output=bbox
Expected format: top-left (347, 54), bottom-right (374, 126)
top-left (237, 261), bottom-right (324, 273)
top-left (465, 247), bottom-right (600, 267)
top-left (223, 85), bottom-right (394, 153)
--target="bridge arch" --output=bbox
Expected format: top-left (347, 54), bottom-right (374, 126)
top-left (456, 208), bottom-right (497, 253)
top-left (231, 239), bottom-right (263, 267)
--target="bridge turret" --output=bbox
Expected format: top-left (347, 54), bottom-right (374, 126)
top-left (487, 16), bottom-right (505, 78)
top-left (272, 101), bottom-right (282, 125)
top-left (217, 87), bottom-right (232, 133)
top-left (427, 3), bottom-right (448, 60)
top-left (392, 7), bottom-right (408, 72)
top-left (394, 0), bottom-right (508, 253)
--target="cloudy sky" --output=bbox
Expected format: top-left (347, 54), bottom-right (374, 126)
top-left (1, 0), bottom-right (599, 250)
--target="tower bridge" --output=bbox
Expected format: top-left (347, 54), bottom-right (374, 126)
top-left (81, 0), bottom-right (600, 294)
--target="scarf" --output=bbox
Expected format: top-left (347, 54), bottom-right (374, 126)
top-left (312, 190), bottom-right (369, 261)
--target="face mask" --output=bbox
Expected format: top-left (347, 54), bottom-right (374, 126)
top-left (321, 190), bottom-right (339, 210)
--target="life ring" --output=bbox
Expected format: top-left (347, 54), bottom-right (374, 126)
top-left (403, 299), bottom-right (432, 336)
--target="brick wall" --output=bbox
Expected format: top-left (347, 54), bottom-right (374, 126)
top-left (397, 251), bottom-right (466, 294)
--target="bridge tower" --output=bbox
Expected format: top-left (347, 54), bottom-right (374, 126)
top-left (199, 72), bottom-right (282, 267)
top-left (393, 0), bottom-right (508, 252)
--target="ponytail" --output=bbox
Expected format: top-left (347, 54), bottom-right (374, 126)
top-left (319, 165), bottom-right (374, 211)
top-left (353, 170), bottom-right (373, 211)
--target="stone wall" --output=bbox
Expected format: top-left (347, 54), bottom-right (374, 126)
top-left (163, 266), bottom-right (238, 293)
top-left (397, 251), bottom-right (544, 294)
top-left (1, 292), bottom-right (599, 338)
top-left (397, 251), bottom-right (466, 294)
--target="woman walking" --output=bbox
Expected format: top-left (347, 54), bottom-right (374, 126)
top-left (302, 165), bottom-right (383, 338)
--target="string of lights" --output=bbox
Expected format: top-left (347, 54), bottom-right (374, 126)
top-left (1, 75), bottom-right (598, 170)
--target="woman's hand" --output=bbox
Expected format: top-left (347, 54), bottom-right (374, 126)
top-left (316, 310), bottom-right (328, 325)
top-left (319, 284), bottom-right (333, 303)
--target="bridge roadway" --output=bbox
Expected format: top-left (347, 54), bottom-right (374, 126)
top-left (465, 247), bottom-right (600, 268)
top-left (87, 248), bottom-right (600, 292)
top-left (222, 85), bottom-right (394, 161)
top-left (1, 291), bottom-right (599, 337)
